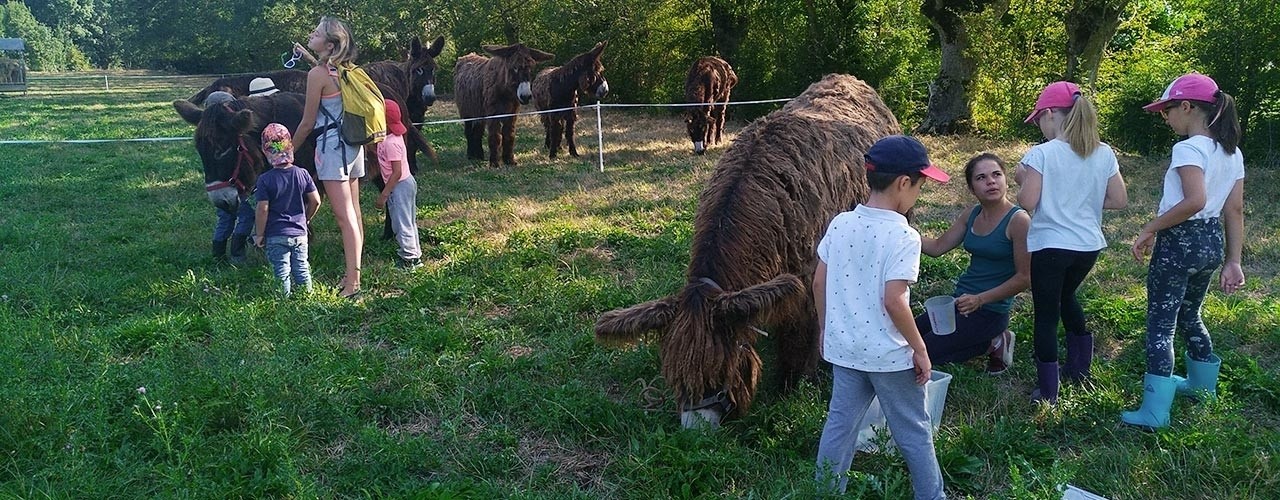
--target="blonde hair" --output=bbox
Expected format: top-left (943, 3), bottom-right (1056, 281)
top-left (1057, 94), bottom-right (1100, 157)
top-left (317, 16), bottom-right (358, 66)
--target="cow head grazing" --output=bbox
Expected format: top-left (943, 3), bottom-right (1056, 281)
top-left (595, 274), bottom-right (806, 429)
top-left (409, 35), bottom-right (446, 106)
top-left (576, 41), bottom-right (609, 100)
top-left (174, 98), bottom-right (263, 212)
top-left (685, 108), bottom-right (712, 155)
top-left (483, 43), bottom-right (555, 105)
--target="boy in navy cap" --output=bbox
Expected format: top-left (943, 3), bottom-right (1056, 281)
top-left (814, 135), bottom-right (949, 499)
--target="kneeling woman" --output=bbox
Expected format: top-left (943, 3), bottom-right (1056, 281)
top-left (917, 153), bottom-right (1031, 374)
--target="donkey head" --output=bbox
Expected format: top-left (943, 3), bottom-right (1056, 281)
top-left (685, 106), bottom-right (712, 155)
top-left (408, 35), bottom-right (446, 106)
top-left (576, 41), bottom-right (609, 100)
top-left (484, 43), bottom-right (555, 105)
top-left (174, 99), bottom-right (263, 212)
top-left (595, 274), bottom-right (805, 429)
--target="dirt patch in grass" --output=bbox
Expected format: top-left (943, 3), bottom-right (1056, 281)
top-left (517, 434), bottom-right (611, 490)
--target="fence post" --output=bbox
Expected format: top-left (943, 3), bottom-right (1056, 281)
top-left (104, 75), bottom-right (109, 90)
top-left (595, 103), bottom-right (605, 173)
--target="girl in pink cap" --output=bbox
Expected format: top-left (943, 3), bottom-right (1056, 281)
top-left (1016, 81), bottom-right (1129, 404)
top-left (1121, 73), bottom-right (1245, 429)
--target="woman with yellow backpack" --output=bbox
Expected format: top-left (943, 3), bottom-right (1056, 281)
top-left (294, 15), bottom-right (369, 299)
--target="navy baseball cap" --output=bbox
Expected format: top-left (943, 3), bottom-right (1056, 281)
top-left (863, 135), bottom-right (950, 183)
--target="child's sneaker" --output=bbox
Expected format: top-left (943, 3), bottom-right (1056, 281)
top-left (396, 257), bottom-right (422, 270)
top-left (987, 330), bottom-right (1014, 375)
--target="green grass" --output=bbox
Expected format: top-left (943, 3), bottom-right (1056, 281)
top-left (0, 77), bottom-right (1278, 498)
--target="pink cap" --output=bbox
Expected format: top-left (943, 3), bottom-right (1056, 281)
top-left (1024, 81), bottom-right (1082, 124)
top-left (1142, 73), bottom-right (1219, 112)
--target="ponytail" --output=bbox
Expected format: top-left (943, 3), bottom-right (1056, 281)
top-left (1061, 94), bottom-right (1100, 158)
top-left (1205, 91), bottom-right (1241, 155)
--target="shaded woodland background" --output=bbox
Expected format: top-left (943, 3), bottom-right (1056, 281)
top-left (3, 0), bottom-right (1277, 159)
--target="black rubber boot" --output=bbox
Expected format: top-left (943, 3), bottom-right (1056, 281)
top-left (228, 234), bottom-right (249, 264)
top-left (212, 239), bottom-right (228, 262)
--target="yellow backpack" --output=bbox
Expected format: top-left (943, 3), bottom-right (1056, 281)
top-left (332, 62), bottom-right (386, 146)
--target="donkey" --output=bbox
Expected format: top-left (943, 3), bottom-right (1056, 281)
top-left (188, 70), bottom-right (309, 105)
top-left (595, 74), bottom-right (902, 429)
top-left (365, 35), bottom-right (446, 150)
top-left (684, 56), bottom-right (738, 155)
top-left (173, 93), bottom-right (317, 212)
top-left (454, 43), bottom-right (555, 167)
top-left (532, 41), bottom-right (609, 159)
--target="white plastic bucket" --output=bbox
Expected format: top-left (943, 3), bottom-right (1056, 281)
top-left (924, 295), bottom-right (957, 335)
top-left (854, 370), bottom-right (953, 453)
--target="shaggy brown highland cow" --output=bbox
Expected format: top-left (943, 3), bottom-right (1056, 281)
top-left (595, 74), bottom-right (902, 428)
top-left (454, 43), bottom-right (554, 167)
top-left (532, 41), bottom-right (609, 159)
top-left (684, 56), bottom-right (738, 155)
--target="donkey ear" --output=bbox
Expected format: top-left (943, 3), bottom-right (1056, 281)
top-left (482, 44), bottom-right (512, 57)
top-left (173, 100), bottom-right (203, 125)
top-left (593, 41), bottom-right (608, 56)
top-left (410, 37), bottom-right (423, 58)
top-left (231, 109), bottom-right (255, 133)
top-left (595, 296), bottom-right (678, 346)
top-left (714, 274), bottom-right (806, 321)
top-left (428, 35), bottom-right (446, 57)
top-left (530, 48), bottom-right (555, 62)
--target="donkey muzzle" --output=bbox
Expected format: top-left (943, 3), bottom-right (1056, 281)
top-left (207, 185), bottom-right (241, 212)
top-left (517, 81), bottom-right (532, 105)
top-left (692, 141), bottom-right (706, 155)
top-left (421, 84), bottom-right (436, 106)
top-left (595, 80), bottom-right (610, 99)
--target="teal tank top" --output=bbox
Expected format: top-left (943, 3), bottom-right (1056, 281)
top-left (954, 205), bottom-right (1023, 314)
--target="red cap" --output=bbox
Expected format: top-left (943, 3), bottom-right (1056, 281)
top-left (1143, 73), bottom-right (1219, 112)
top-left (1025, 81), bottom-right (1082, 124)
top-left (384, 99), bottom-right (408, 136)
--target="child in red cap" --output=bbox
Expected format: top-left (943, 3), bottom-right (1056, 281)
top-left (375, 99), bottom-right (422, 269)
top-left (1016, 81), bottom-right (1129, 404)
top-left (1121, 73), bottom-right (1246, 429)
top-left (254, 123), bottom-right (321, 296)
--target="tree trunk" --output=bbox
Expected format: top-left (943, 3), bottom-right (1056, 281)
top-left (1065, 0), bottom-right (1130, 87)
top-left (917, 0), bottom-right (996, 135)
top-left (709, 0), bottom-right (750, 65)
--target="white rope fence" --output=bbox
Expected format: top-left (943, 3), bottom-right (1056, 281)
top-left (0, 99), bottom-right (796, 172)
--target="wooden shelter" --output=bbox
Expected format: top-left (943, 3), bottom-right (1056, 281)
top-left (0, 38), bottom-right (28, 94)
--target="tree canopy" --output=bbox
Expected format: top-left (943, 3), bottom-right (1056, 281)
top-left (3, 0), bottom-right (1276, 159)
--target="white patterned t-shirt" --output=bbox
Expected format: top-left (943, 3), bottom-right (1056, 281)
top-left (816, 204), bottom-right (921, 372)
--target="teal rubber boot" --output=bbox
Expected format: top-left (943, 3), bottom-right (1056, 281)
top-left (1121, 373), bottom-right (1177, 429)
top-left (1172, 352), bottom-right (1221, 399)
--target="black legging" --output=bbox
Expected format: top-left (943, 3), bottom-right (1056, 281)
top-left (1030, 248), bottom-right (1100, 362)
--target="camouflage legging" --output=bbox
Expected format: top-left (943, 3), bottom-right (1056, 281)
top-left (1146, 218), bottom-right (1222, 376)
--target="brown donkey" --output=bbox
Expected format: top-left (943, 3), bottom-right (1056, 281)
top-left (684, 56), bottom-right (738, 155)
top-left (595, 75), bottom-right (901, 428)
top-left (454, 43), bottom-right (554, 167)
top-left (532, 41), bottom-right (609, 158)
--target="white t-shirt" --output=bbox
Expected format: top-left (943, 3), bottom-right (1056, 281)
top-left (1158, 135), bottom-right (1245, 219)
top-left (1019, 139), bottom-right (1120, 252)
top-left (816, 205), bottom-right (921, 372)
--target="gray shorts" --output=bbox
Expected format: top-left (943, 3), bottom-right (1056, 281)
top-left (314, 130), bottom-right (366, 182)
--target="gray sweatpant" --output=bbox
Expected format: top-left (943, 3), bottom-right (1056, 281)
top-left (815, 365), bottom-right (945, 499)
top-left (388, 176), bottom-right (421, 260)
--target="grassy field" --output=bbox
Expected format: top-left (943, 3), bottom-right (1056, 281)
top-left (0, 76), bottom-right (1277, 499)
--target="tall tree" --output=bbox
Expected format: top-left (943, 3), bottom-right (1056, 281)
top-left (708, 0), bottom-right (752, 64)
top-left (917, 0), bottom-right (1002, 135)
top-left (1064, 0), bottom-right (1130, 86)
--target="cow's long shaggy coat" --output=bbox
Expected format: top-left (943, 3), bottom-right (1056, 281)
top-left (188, 70), bottom-right (309, 106)
top-left (595, 74), bottom-right (902, 424)
top-left (532, 41), bottom-right (608, 159)
top-left (683, 56), bottom-right (738, 155)
top-left (454, 43), bottom-right (554, 167)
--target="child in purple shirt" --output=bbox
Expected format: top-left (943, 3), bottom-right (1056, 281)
top-left (253, 123), bottom-right (321, 296)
